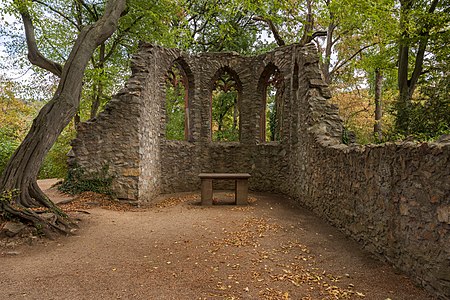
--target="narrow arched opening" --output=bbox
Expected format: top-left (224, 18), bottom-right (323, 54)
top-left (210, 67), bottom-right (242, 142)
top-left (259, 63), bottom-right (284, 142)
top-left (165, 60), bottom-right (190, 141)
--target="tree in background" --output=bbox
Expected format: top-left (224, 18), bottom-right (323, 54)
top-left (1, 0), bottom-right (182, 121)
top-left (212, 71), bottom-right (240, 142)
top-left (165, 64), bottom-right (188, 141)
top-left (396, 0), bottom-right (445, 134)
top-left (0, 0), bottom-right (126, 236)
top-left (0, 79), bottom-right (36, 172)
top-left (396, 0), bottom-right (449, 136)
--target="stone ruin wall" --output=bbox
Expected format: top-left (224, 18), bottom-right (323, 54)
top-left (71, 43), bottom-right (450, 298)
top-left (289, 44), bottom-right (450, 297)
top-left (70, 85), bottom-right (142, 200)
top-left (137, 44), bottom-right (297, 195)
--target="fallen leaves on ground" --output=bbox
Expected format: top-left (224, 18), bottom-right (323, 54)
top-left (259, 288), bottom-right (292, 300)
top-left (203, 216), bottom-right (366, 300)
top-left (58, 192), bottom-right (137, 212)
top-left (210, 217), bottom-right (282, 249)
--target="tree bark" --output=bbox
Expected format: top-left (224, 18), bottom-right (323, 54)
top-left (300, 0), bottom-right (314, 45)
top-left (0, 0), bottom-right (126, 237)
top-left (322, 8), bottom-right (336, 85)
top-left (374, 68), bottom-right (383, 141)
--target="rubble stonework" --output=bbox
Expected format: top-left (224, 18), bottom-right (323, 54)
top-left (71, 43), bottom-right (450, 298)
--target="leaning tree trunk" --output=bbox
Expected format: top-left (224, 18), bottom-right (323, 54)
top-left (0, 0), bottom-right (126, 237)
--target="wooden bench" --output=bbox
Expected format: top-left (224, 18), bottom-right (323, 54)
top-left (199, 173), bottom-right (251, 205)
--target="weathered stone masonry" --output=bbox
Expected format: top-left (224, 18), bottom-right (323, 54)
top-left (71, 43), bottom-right (450, 298)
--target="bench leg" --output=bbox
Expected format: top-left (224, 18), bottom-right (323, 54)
top-left (235, 179), bottom-right (248, 205)
top-left (201, 179), bottom-right (213, 205)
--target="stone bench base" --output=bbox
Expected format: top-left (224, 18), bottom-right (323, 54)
top-left (199, 173), bottom-right (251, 205)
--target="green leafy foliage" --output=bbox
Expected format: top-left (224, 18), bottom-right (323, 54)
top-left (0, 189), bottom-right (19, 204)
top-left (211, 71), bottom-right (240, 142)
top-left (212, 90), bottom-right (239, 142)
top-left (165, 84), bottom-right (186, 141)
top-left (407, 83), bottom-right (450, 141)
top-left (0, 79), bottom-right (75, 179)
top-left (0, 189), bottom-right (20, 221)
top-left (58, 164), bottom-right (113, 195)
top-left (165, 65), bottom-right (187, 141)
top-left (265, 78), bottom-right (282, 142)
top-left (0, 80), bottom-right (35, 174)
top-left (0, 130), bottom-right (19, 174)
top-left (266, 95), bottom-right (278, 142)
top-left (38, 124), bottom-right (75, 179)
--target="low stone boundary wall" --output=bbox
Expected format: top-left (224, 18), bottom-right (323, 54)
top-left (291, 138), bottom-right (450, 298)
top-left (294, 46), bottom-right (450, 297)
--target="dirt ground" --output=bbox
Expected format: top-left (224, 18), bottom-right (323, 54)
top-left (0, 180), bottom-right (437, 300)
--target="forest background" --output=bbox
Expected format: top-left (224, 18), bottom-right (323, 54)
top-left (1, 0), bottom-right (449, 180)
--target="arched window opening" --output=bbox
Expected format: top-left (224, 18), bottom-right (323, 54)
top-left (211, 69), bottom-right (240, 142)
top-left (260, 64), bottom-right (284, 142)
top-left (165, 62), bottom-right (188, 140)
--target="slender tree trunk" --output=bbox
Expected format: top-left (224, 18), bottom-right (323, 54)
top-left (396, 0), bottom-right (411, 134)
top-left (374, 68), bottom-right (383, 141)
top-left (275, 87), bottom-right (284, 141)
top-left (90, 82), bottom-right (103, 119)
top-left (218, 117), bottom-right (223, 133)
top-left (0, 0), bottom-right (126, 237)
top-left (90, 43), bottom-right (106, 119)
top-left (322, 4), bottom-right (335, 85)
top-left (233, 99), bottom-right (238, 130)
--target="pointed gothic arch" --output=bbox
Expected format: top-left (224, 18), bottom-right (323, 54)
top-left (258, 63), bottom-right (285, 142)
top-left (164, 58), bottom-right (194, 141)
top-left (210, 66), bottom-right (243, 142)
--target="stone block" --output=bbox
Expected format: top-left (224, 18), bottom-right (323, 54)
top-left (309, 78), bottom-right (327, 88)
top-left (1, 222), bottom-right (26, 237)
top-left (123, 168), bottom-right (140, 177)
top-left (437, 205), bottom-right (450, 224)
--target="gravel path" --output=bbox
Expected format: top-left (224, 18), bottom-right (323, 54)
top-left (0, 182), bottom-right (435, 300)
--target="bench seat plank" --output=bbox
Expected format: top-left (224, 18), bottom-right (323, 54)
top-left (199, 173), bottom-right (251, 179)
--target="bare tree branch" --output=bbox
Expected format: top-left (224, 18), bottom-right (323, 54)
top-left (75, 0), bottom-right (97, 21)
top-left (20, 9), bottom-right (63, 77)
top-left (331, 34), bottom-right (341, 47)
top-left (103, 14), bottom-right (144, 63)
top-left (330, 43), bottom-right (377, 77)
top-left (253, 15), bottom-right (285, 46)
top-left (300, 0), bottom-right (314, 45)
top-left (33, 0), bottom-right (80, 30)
top-left (311, 31), bottom-right (327, 40)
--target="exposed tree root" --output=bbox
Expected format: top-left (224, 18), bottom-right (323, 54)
top-left (1, 183), bottom-right (77, 239)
